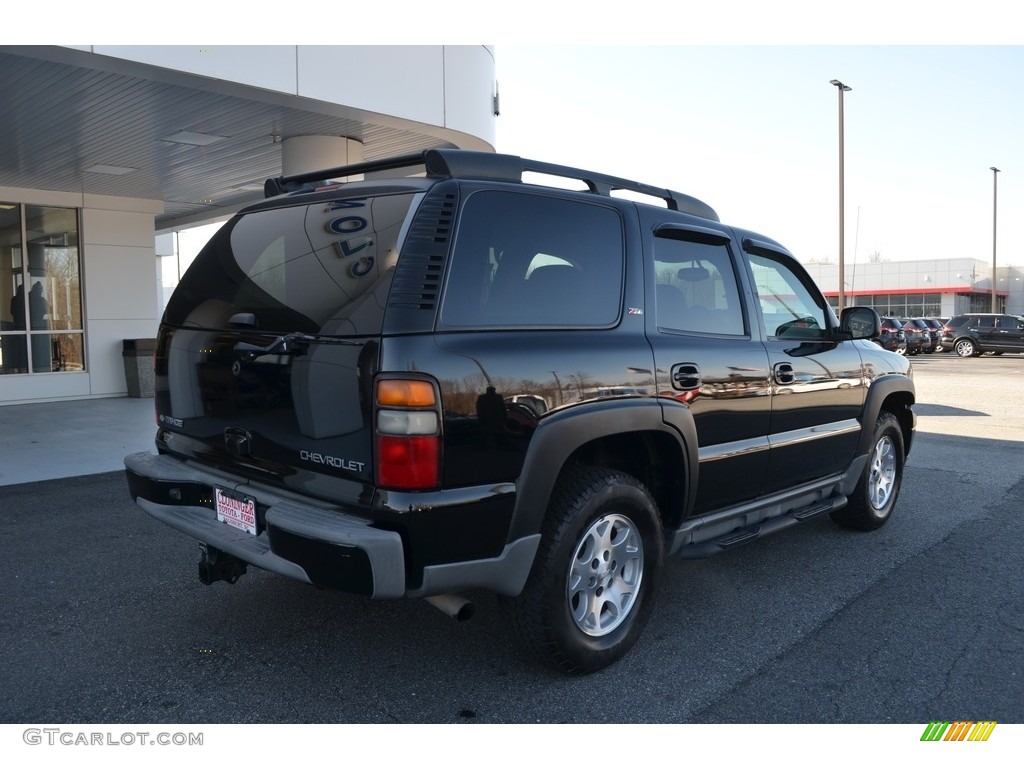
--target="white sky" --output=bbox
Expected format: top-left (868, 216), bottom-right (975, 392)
top-left (493, 44), bottom-right (1024, 267)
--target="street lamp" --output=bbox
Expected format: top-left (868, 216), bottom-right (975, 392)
top-left (990, 166), bottom-right (1000, 313)
top-left (830, 79), bottom-right (852, 313)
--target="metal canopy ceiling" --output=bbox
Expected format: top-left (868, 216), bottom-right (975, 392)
top-left (0, 46), bottom-right (468, 231)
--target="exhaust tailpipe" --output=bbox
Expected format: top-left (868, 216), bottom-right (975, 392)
top-left (424, 594), bottom-right (475, 621)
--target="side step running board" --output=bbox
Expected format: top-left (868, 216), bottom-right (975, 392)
top-left (677, 496), bottom-right (845, 560)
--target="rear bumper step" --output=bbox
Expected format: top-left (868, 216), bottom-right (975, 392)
top-left (124, 451), bottom-right (406, 598)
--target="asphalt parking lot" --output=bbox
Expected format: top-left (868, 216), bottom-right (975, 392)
top-left (1, 351), bottom-right (1022, 729)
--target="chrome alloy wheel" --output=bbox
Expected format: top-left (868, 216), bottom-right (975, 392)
top-left (868, 435), bottom-right (898, 510)
top-left (566, 514), bottom-right (644, 636)
top-left (955, 339), bottom-right (977, 357)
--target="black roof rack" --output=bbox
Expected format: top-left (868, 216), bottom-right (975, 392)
top-left (264, 148), bottom-right (719, 221)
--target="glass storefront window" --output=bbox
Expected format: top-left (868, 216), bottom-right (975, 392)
top-left (0, 203), bottom-right (84, 375)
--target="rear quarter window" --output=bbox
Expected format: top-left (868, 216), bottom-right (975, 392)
top-left (439, 190), bottom-right (624, 328)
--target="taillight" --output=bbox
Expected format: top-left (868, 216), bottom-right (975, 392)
top-left (374, 377), bottom-right (441, 490)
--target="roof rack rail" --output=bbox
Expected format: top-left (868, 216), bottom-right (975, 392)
top-left (264, 148), bottom-right (719, 221)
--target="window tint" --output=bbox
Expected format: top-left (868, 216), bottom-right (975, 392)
top-left (440, 191), bottom-right (623, 328)
top-left (653, 235), bottom-right (744, 335)
top-left (164, 193), bottom-right (418, 334)
top-left (748, 252), bottom-right (829, 340)
top-left (975, 316), bottom-right (995, 329)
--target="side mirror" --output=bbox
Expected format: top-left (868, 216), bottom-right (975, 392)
top-left (840, 306), bottom-right (881, 340)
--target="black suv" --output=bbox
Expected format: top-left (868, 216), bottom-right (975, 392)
top-left (942, 313), bottom-right (1024, 357)
top-left (876, 317), bottom-right (907, 354)
top-left (899, 318), bottom-right (929, 355)
top-left (125, 149), bottom-right (916, 674)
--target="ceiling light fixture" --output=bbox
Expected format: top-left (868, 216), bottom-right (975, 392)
top-left (84, 164), bottom-right (136, 175)
top-left (161, 131), bottom-right (229, 146)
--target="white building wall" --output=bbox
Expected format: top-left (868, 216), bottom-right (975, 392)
top-left (442, 46), bottom-right (499, 146)
top-left (81, 197), bottom-right (162, 398)
top-left (1002, 268), bottom-right (1024, 315)
top-left (808, 258), bottom-right (985, 295)
top-left (84, 45), bottom-right (497, 148)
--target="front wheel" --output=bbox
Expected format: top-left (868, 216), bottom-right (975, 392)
top-left (831, 412), bottom-right (904, 531)
top-left (502, 466), bottom-right (664, 674)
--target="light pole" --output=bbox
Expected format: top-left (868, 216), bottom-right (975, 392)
top-left (830, 80), bottom-right (852, 314)
top-left (990, 166), bottom-right (1000, 313)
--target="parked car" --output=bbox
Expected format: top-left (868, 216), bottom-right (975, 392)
top-left (124, 148), bottom-right (916, 674)
top-left (941, 313), bottom-right (1024, 357)
top-left (876, 317), bottom-right (907, 354)
top-left (899, 318), bottom-right (927, 355)
top-left (908, 318), bottom-right (938, 354)
top-left (922, 318), bottom-right (946, 351)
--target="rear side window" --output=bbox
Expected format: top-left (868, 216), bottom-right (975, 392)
top-left (164, 193), bottom-right (419, 334)
top-left (439, 190), bottom-right (624, 328)
top-left (653, 235), bottom-right (745, 336)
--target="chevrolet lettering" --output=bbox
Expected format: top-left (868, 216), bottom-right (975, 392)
top-left (299, 451), bottom-right (365, 472)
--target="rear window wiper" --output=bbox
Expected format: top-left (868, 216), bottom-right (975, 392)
top-left (234, 332), bottom-right (361, 360)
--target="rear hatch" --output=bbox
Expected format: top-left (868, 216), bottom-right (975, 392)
top-left (155, 188), bottom-right (425, 497)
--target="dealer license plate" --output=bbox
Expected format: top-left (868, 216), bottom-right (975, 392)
top-left (215, 487), bottom-right (257, 536)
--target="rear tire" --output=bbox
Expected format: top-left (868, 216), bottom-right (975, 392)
top-left (954, 338), bottom-right (978, 357)
top-left (831, 412), bottom-right (904, 531)
top-left (502, 466), bottom-right (664, 675)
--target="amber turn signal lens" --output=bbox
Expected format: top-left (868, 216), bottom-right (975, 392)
top-left (376, 379), bottom-right (436, 407)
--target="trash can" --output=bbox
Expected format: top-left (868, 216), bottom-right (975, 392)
top-left (122, 338), bottom-right (157, 398)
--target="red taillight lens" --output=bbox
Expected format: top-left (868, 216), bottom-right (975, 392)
top-left (376, 435), bottom-right (440, 490)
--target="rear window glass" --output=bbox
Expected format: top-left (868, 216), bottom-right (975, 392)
top-left (439, 190), bottom-right (624, 328)
top-left (164, 193), bottom-right (419, 334)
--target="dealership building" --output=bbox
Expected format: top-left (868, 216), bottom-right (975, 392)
top-left (0, 45), bottom-right (496, 406)
top-left (804, 258), bottom-right (1024, 319)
